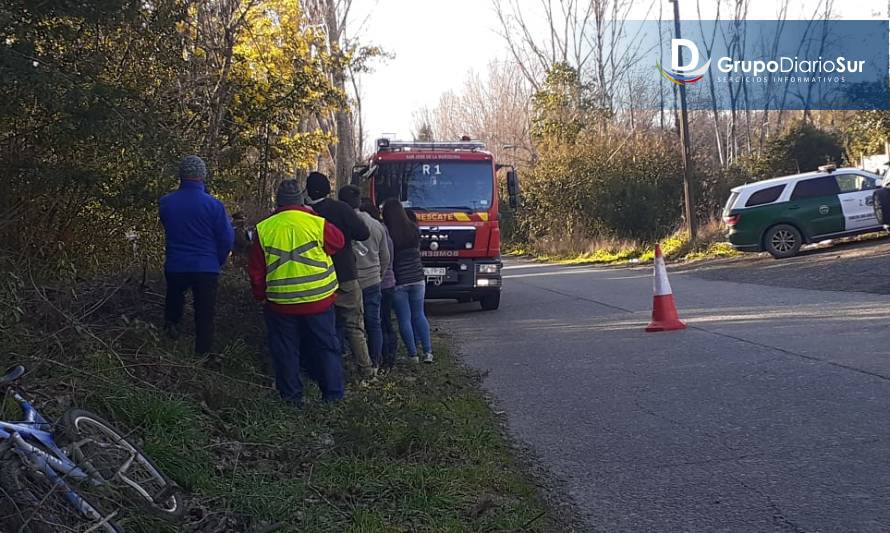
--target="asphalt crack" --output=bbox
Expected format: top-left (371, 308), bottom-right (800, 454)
top-left (732, 475), bottom-right (807, 533)
top-left (632, 390), bottom-right (808, 532)
top-left (689, 324), bottom-right (890, 383)
top-left (523, 282), bottom-right (636, 314)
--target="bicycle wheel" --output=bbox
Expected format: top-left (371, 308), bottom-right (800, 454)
top-left (0, 455), bottom-right (122, 533)
top-left (60, 408), bottom-right (185, 521)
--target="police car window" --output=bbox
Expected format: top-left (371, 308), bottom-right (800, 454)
top-left (745, 185), bottom-right (785, 207)
top-left (790, 176), bottom-right (840, 200)
top-left (835, 174), bottom-right (874, 193)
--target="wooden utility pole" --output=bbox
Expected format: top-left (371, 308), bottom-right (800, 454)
top-left (670, 0), bottom-right (698, 241)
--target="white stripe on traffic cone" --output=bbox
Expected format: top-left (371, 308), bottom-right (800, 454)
top-left (653, 247), bottom-right (673, 296)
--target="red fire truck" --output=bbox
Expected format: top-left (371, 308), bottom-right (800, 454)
top-left (355, 138), bottom-right (519, 310)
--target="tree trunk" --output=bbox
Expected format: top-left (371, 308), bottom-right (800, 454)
top-left (334, 105), bottom-right (355, 189)
top-left (323, 0), bottom-right (356, 190)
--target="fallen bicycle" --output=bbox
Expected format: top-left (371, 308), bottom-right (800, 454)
top-left (0, 365), bottom-right (185, 532)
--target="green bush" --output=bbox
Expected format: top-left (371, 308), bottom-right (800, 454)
top-left (504, 64), bottom-right (686, 249)
top-left (0, 1), bottom-right (341, 276)
top-left (844, 110), bottom-right (890, 163)
top-left (696, 162), bottom-right (751, 217)
top-left (513, 132), bottom-right (684, 245)
top-left (742, 121), bottom-right (843, 178)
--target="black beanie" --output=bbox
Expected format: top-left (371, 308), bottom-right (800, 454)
top-left (338, 184), bottom-right (361, 209)
top-left (276, 180), bottom-right (303, 207)
top-left (306, 171), bottom-right (332, 200)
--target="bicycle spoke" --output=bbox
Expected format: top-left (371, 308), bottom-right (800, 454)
top-left (65, 414), bottom-right (182, 516)
top-left (1, 383), bottom-right (181, 530)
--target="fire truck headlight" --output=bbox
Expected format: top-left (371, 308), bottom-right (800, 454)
top-left (464, 242), bottom-right (473, 249)
top-left (477, 264), bottom-right (499, 274)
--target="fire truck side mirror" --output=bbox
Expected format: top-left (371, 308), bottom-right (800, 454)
top-left (351, 165), bottom-right (369, 185)
top-left (507, 169), bottom-right (520, 209)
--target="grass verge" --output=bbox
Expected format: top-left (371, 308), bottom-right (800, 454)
top-left (1, 270), bottom-right (560, 532)
top-left (509, 219), bottom-right (741, 266)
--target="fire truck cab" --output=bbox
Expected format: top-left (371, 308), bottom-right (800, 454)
top-left (356, 138), bottom-right (519, 311)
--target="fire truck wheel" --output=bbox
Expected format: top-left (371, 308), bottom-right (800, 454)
top-left (480, 293), bottom-right (500, 311)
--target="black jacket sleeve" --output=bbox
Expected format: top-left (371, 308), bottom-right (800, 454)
top-left (340, 202), bottom-right (370, 241)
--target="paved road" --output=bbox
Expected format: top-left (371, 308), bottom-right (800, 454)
top-left (676, 234), bottom-right (890, 295)
top-left (429, 257), bottom-right (890, 533)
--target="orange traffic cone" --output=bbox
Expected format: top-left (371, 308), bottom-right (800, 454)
top-left (645, 244), bottom-right (687, 332)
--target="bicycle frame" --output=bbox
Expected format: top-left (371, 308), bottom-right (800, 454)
top-left (1, 388), bottom-right (107, 521)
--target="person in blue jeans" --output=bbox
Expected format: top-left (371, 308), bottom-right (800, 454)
top-left (338, 186), bottom-right (391, 370)
top-left (382, 199), bottom-right (432, 363)
top-left (361, 199), bottom-right (398, 369)
top-left (248, 180), bottom-right (346, 406)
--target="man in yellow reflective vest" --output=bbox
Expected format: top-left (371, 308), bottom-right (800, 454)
top-left (248, 180), bottom-right (346, 406)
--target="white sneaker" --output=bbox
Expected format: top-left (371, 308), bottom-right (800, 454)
top-left (422, 352), bottom-right (434, 363)
top-left (407, 356), bottom-right (420, 364)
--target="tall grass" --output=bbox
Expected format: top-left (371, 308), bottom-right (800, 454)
top-left (511, 216), bottom-right (738, 265)
top-left (0, 268), bottom-right (562, 532)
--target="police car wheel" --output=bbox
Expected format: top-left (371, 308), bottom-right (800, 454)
top-left (873, 188), bottom-right (890, 225)
top-left (764, 224), bottom-right (802, 259)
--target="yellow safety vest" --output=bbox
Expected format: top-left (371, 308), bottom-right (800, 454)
top-left (255, 210), bottom-right (338, 305)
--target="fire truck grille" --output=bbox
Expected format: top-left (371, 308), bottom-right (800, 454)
top-left (418, 226), bottom-right (476, 252)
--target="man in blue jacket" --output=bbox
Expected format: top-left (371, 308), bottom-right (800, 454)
top-left (160, 155), bottom-right (235, 361)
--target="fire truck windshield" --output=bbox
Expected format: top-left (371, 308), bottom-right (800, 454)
top-left (375, 160), bottom-right (493, 211)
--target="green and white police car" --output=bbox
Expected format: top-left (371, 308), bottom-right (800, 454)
top-left (723, 165), bottom-right (885, 258)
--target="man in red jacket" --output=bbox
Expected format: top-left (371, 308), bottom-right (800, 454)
top-left (248, 180), bottom-right (346, 406)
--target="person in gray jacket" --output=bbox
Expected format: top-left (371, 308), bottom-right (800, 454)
top-left (338, 186), bottom-right (391, 369)
top-left (361, 198), bottom-right (398, 370)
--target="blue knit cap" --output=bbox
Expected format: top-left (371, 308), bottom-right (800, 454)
top-left (179, 155), bottom-right (207, 181)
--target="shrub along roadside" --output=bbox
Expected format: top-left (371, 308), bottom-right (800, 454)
top-left (0, 269), bottom-right (560, 532)
top-left (510, 219), bottom-right (739, 267)
top-left (512, 225), bottom-right (890, 268)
